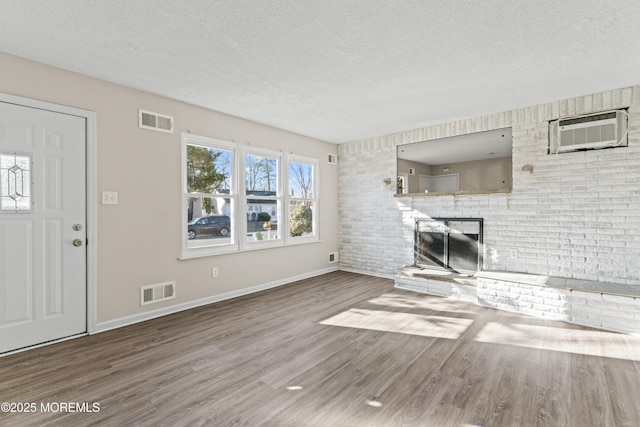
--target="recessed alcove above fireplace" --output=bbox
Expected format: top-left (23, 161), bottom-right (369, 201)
top-left (396, 128), bottom-right (513, 195)
top-left (415, 218), bottom-right (483, 273)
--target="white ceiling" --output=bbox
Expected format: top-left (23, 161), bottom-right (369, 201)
top-left (1, 1), bottom-right (639, 144)
top-left (398, 127), bottom-right (512, 165)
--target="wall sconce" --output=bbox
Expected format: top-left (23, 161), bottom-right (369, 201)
top-left (521, 164), bottom-right (534, 174)
top-left (383, 178), bottom-right (392, 185)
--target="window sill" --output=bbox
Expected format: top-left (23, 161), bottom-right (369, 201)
top-left (178, 237), bottom-right (320, 260)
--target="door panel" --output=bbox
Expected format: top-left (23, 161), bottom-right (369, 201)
top-left (1, 220), bottom-right (33, 324)
top-left (0, 101), bottom-right (86, 353)
top-left (433, 174), bottom-right (459, 192)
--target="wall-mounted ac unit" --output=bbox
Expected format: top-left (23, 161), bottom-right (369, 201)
top-left (549, 110), bottom-right (628, 154)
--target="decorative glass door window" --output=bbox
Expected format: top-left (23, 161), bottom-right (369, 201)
top-left (1, 154), bottom-right (32, 211)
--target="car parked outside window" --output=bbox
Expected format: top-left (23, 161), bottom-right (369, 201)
top-left (188, 215), bottom-right (231, 239)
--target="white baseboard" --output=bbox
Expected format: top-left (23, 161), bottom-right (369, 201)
top-left (339, 266), bottom-right (394, 280)
top-left (95, 266), bottom-right (339, 334)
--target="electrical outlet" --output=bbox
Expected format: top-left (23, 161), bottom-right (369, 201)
top-left (510, 249), bottom-right (518, 258)
top-left (211, 267), bottom-right (219, 278)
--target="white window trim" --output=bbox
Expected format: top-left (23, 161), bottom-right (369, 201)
top-left (181, 134), bottom-right (238, 258)
top-left (284, 153), bottom-right (319, 245)
top-left (242, 146), bottom-right (283, 250)
top-left (181, 134), bottom-right (319, 259)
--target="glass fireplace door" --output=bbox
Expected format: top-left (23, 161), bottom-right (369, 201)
top-left (415, 218), bottom-right (482, 273)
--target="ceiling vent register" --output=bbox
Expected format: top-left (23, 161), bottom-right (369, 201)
top-left (139, 109), bottom-right (174, 133)
top-left (549, 109), bottom-right (628, 154)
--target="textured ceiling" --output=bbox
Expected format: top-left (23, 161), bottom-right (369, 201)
top-left (1, 1), bottom-right (639, 143)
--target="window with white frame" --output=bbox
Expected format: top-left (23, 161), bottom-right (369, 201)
top-left (182, 134), bottom-right (319, 258)
top-left (183, 136), bottom-right (237, 254)
top-left (244, 151), bottom-right (281, 243)
top-left (287, 157), bottom-right (317, 240)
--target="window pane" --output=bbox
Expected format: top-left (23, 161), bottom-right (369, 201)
top-left (245, 153), bottom-right (277, 193)
top-left (289, 200), bottom-right (314, 237)
top-left (186, 144), bottom-right (231, 194)
top-left (246, 199), bottom-right (280, 242)
top-left (288, 161), bottom-right (313, 198)
top-left (187, 196), bottom-right (233, 248)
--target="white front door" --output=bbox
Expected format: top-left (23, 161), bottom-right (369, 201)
top-left (0, 101), bottom-right (87, 354)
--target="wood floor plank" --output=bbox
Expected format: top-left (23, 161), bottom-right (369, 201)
top-left (1, 271), bottom-right (639, 426)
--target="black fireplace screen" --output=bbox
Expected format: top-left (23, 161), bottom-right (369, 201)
top-left (415, 218), bottom-right (483, 273)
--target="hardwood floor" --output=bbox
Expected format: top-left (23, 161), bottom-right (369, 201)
top-left (1, 271), bottom-right (640, 426)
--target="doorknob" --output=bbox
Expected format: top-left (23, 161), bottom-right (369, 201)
top-left (72, 239), bottom-right (84, 247)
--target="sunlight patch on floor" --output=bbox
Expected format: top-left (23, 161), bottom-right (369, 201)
top-left (474, 322), bottom-right (640, 361)
top-left (320, 308), bottom-right (473, 339)
top-left (364, 398), bottom-right (383, 408)
top-left (368, 292), bottom-right (476, 314)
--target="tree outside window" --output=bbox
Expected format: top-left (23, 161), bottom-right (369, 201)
top-left (187, 145), bottom-right (230, 215)
top-left (288, 161), bottom-right (315, 237)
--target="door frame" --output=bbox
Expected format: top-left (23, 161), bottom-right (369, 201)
top-left (0, 92), bottom-right (98, 335)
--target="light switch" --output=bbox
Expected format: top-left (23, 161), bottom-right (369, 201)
top-left (102, 191), bottom-right (118, 205)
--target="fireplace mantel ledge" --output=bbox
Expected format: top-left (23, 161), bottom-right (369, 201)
top-left (394, 189), bottom-right (511, 198)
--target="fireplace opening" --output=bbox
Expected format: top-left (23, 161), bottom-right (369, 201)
top-left (415, 218), bottom-right (483, 273)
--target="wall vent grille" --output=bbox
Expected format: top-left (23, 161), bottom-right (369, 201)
top-left (139, 109), bottom-right (174, 133)
top-left (141, 281), bottom-right (176, 306)
top-left (328, 252), bottom-right (339, 263)
top-left (549, 109), bottom-right (628, 153)
top-left (328, 153), bottom-right (338, 165)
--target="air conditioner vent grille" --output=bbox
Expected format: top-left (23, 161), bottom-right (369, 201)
top-left (139, 109), bottom-right (174, 133)
top-left (142, 288), bottom-right (154, 303)
top-left (163, 283), bottom-right (175, 298)
top-left (558, 111), bottom-right (616, 127)
top-left (141, 281), bottom-right (176, 306)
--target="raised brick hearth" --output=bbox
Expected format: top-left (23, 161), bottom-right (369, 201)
top-left (395, 266), bottom-right (640, 334)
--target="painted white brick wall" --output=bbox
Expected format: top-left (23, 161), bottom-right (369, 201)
top-left (339, 86), bottom-right (640, 286)
top-left (396, 272), bottom-right (640, 334)
top-left (477, 278), bottom-right (571, 321)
